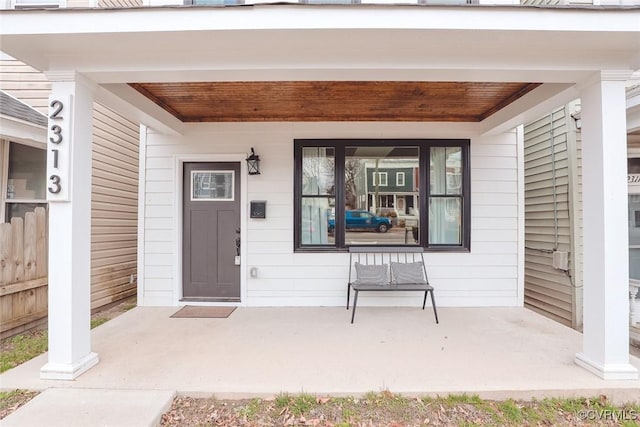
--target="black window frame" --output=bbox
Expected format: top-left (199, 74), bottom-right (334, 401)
top-left (294, 139), bottom-right (470, 252)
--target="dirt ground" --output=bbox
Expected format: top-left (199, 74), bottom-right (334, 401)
top-left (160, 393), bottom-right (640, 427)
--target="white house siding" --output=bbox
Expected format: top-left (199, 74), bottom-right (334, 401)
top-left (141, 123), bottom-right (521, 308)
top-left (523, 105), bottom-right (582, 328)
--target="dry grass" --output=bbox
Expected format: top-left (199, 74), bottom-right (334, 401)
top-left (160, 392), bottom-right (640, 427)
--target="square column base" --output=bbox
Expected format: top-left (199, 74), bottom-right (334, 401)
top-left (575, 353), bottom-right (639, 380)
top-left (40, 352), bottom-right (99, 380)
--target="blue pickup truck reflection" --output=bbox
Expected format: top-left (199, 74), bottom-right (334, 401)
top-left (328, 210), bottom-right (392, 233)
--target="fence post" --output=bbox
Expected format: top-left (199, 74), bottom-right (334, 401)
top-left (24, 212), bottom-right (37, 281)
top-left (36, 207), bottom-right (47, 278)
top-left (0, 223), bottom-right (14, 286)
top-left (11, 217), bottom-right (24, 283)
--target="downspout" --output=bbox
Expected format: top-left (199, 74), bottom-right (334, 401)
top-left (136, 124), bottom-right (147, 306)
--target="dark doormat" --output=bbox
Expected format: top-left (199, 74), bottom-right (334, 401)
top-left (170, 306), bottom-right (236, 318)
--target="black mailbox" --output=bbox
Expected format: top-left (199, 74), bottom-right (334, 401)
top-left (250, 200), bottom-right (266, 219)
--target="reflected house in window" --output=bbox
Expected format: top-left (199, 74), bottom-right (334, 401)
top-left (355, 162), bottom-right (418, 218)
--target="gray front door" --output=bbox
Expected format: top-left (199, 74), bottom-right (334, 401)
top-left (182, 162), bottom-right (241, 301)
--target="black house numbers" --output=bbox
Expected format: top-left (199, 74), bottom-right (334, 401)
top-left (48, 99), bottom-right (64, 195)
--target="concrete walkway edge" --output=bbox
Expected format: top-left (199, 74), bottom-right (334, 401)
top-left (1, 388), bottom-right (176, 427)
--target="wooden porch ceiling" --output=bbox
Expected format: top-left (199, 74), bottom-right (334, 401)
top-left (129, 81), bottom-right (541, 122)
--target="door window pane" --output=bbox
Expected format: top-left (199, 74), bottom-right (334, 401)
top-left (191, 171), bottom-right (234, 200)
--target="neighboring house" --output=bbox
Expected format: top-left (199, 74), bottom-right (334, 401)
top-left (0, 55), bottom-right (140, 337)
top-left (0, 1), bottom-right (639, 382)
top-left (354, 162), bottom-right (418, 216)
top-left (523, 85), bottom-right (640, 344)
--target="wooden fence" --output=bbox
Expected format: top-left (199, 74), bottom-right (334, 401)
top-left (0, 207), bottom-right (48, 339)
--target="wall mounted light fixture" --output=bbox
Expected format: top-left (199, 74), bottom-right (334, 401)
top-left (246, 147), bottom-right (261, 175)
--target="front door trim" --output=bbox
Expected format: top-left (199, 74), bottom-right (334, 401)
top-left (174, 154), bottom-right (248, 307)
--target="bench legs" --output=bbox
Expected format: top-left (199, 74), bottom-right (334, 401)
top-left (422, 290), bottom-right (439, 324)
top-left (350, 290), bottom-right (359, 324)
top-left (349, 288), bottom-right (438, 324)
top-left (429, 290), bottom-right (439, 324)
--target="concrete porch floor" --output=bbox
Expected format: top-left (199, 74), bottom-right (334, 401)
top-left (2, 306), bottom-right (640, 402)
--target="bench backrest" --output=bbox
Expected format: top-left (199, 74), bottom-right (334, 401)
top-left (348, 246), bottom-right (428, 284)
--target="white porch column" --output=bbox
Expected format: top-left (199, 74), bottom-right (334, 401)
top-left (575, 71), bottom-right (638, 380)
top-left (40, 72), bottom-right (98, 380)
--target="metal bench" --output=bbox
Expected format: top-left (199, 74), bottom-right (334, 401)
top-left (346, 246), bottom-right (439, 324)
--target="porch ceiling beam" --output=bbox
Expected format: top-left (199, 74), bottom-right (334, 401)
top-left (479, 83), bottom-right (579, 136)
top-left (9, 30), bottom-right (638, 77)
top-left (1, 7), bottom-right (639, 74)
top-left (1, 5), bottom-right (638, 35)
top-left (83, 69), bottom-right (596, 86)
top-left (97, 84), bottom-right (185, 136)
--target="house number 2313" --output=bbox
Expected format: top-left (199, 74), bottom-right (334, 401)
top-left (48, 99), bottom-right (64, 194)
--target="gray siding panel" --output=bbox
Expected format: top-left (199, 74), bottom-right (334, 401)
top-left (91, 102), bottom-right (139, 309)
top-left (524, 106), bottom-right (575, 327)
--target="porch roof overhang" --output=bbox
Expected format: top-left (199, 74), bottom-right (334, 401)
top-left (0, 90), bottom-right (47, 146)
top-left (0, 4), bottom-right (639, 134)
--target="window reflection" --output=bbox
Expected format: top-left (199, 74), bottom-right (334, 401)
top-left (5, 142), bottom-right (47, 223)
top-left (345, 146), bottom-right (419, 245)
top-left (295, 139), bottom-right (470, 251)
top-left (7, 143), bottom-right (46, 200)
top-left (429, 147), bottom-right (462, 245)
top-left (301, 147), bottom-right (335, 245)
top-left (191, 171), bottom-right (234, 200)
